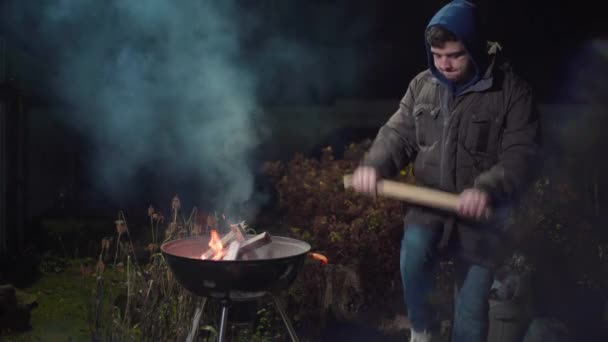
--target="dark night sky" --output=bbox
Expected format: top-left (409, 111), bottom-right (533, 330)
top-left (2, 0), bottom-right (606, 103)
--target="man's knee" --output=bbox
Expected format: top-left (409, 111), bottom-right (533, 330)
top-left (455, 297), bottom-right (488, 324)
top-left (403, 225), bottom-right (438, 251)
top-left (454, 266), bottom-right (493, 323)
top-left (401, 225), bottom-right (438, 270)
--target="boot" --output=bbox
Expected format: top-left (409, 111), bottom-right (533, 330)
top-left (409, 329), bottom-right (433, 342)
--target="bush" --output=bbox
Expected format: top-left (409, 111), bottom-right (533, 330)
top-left (263, 143), bottom-right (413, 300)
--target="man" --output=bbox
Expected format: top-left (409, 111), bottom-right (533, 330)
top-left (350, 1), bottom-right (540, 341)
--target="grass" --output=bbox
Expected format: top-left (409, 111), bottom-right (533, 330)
top-left (2, 205), bottom-right (317, 341)
top-left (3, 260), bottom-right (124, 342)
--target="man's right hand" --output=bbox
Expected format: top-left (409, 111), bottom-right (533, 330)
top-left (351, 166), bottom-right (380, 195)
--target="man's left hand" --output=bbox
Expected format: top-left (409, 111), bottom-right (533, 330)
top-left (457, 188), bottom-right (491, 220)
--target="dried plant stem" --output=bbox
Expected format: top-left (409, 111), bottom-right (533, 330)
top-left (150, 217), bottom-right (156, 244)
top-left (144, 279), bottom-right (154, 303)
top-left (93, 276), bottom-right (104, 335)
top-left (186, 298), bottom-right (206, 342)
top-left (113, 232), bottom-right (122, 268)
top-left (122, 255), bottom-right (131, 329)
top-left (57, 235), bottom-right (68, 258)
top-left (123, 255), bottom-right (131, 325)
top-left (98, 242), bottom-right (105, 266)
top-left (187, 207), bottom-right (198, 234)
top-left (118, 211), bottom-right (142, 273)
top-left (155, 219), bottom-right (161, 244)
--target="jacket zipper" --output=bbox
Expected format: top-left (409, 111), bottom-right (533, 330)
top-left (439, 90), bottom-right (453, 190)
top-left (440, 117), bottom-right (448, 189)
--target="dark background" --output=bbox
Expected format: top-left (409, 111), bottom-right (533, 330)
top-left (2, 1), bottom-right (607, 102)
top-left (0, 1), bottom-right (607, 340)
top-left (0, 0), bottom-right (606, 253)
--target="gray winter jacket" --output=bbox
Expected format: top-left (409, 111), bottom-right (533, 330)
top-left (361, 47), bottom-right (541, 268)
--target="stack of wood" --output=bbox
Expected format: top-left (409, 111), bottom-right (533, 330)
top-left (201, 222), bottom-right (273, 261)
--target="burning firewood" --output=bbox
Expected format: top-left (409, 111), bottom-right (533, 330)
top-left (230, 222), bottom-right (257, 259)
top-left (200, 222), bottom-right (273, 261)
top-left (223, 241), bottom-right (241, 260)
top-left (200, 230), bottom-right (236, 260)
top-left (230, 221), bottom-right (248, 243)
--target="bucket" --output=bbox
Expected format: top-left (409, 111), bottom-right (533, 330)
top-left (487, 299), bottom-right (531, 342)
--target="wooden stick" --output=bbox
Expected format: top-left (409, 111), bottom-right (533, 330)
top-left (230, 222), bottom-right (248, 243)
top-left (343, 174), bottom-right (459, 212)
top-left (223, 241), bottom-right (241, 260)
top-left (237, 232), bottom-right (272, 257)
top-left (231, 222), bottom-right (262, 260)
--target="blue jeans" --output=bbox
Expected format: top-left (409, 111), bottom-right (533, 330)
top-left (400, 224), bottom-right (493, 342)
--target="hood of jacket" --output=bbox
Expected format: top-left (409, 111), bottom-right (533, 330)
top-left (426, 0), bottom-right (487, 95)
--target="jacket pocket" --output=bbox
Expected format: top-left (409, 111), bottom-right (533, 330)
top-left (458, 140), bottom-right (495, 174)
top-left (413, 104), bottom-right (441, 187)
top-left (470, 150), bottom-right (495, 173)
top-left (466, 112), bottom-right (493, 153)
top-left (413, 104), bottom-right (441, 147)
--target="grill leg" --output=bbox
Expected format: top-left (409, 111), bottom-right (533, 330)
top-left (270, 294), bottom-right (300, 342)
top-left (218, 299), bottom-right (230, 342)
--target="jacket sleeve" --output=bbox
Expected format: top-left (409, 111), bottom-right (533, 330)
top-left (474, 84), bottom-right (541, 205)
top-left (360, 81), bottom-right (419, 178)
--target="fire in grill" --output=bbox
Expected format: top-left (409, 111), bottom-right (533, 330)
top-left (161, 222), bottom-right (324, 342)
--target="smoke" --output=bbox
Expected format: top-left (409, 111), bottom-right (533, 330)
top-left (0, 0), bottom-right (402, 224)
top-left (549, 39), bottom-right (608, 162)
top-left (562, 40), bottom-right (608, 103)
top-left (0, 0), bottom-right (379, 216)
top-left (533, 38), bottom-right (608, 223)
top-left (39, 1), bottom-right (261, 215)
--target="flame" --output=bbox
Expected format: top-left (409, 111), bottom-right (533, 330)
top-left (201, 229), bottom-right (225, 260)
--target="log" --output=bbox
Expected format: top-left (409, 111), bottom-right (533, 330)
top-left (237, 232), bottom-right (272, 257)
top-left (343, 174), bottom-right (493, 220)
top-left (223, 241), bottom-right (241, 260)
top-left (219, 231), bottom-right (236, 246)
top-left (201, 231), bottom-right (236, 260)
top-left (230, 222), bottom-right (248, 243)
top-left (343, 174), bottom-right (459, 212)
top-left (231, 221), bottom-right (264, 260)
top-left (201, 224), bottom-right (271, 261)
